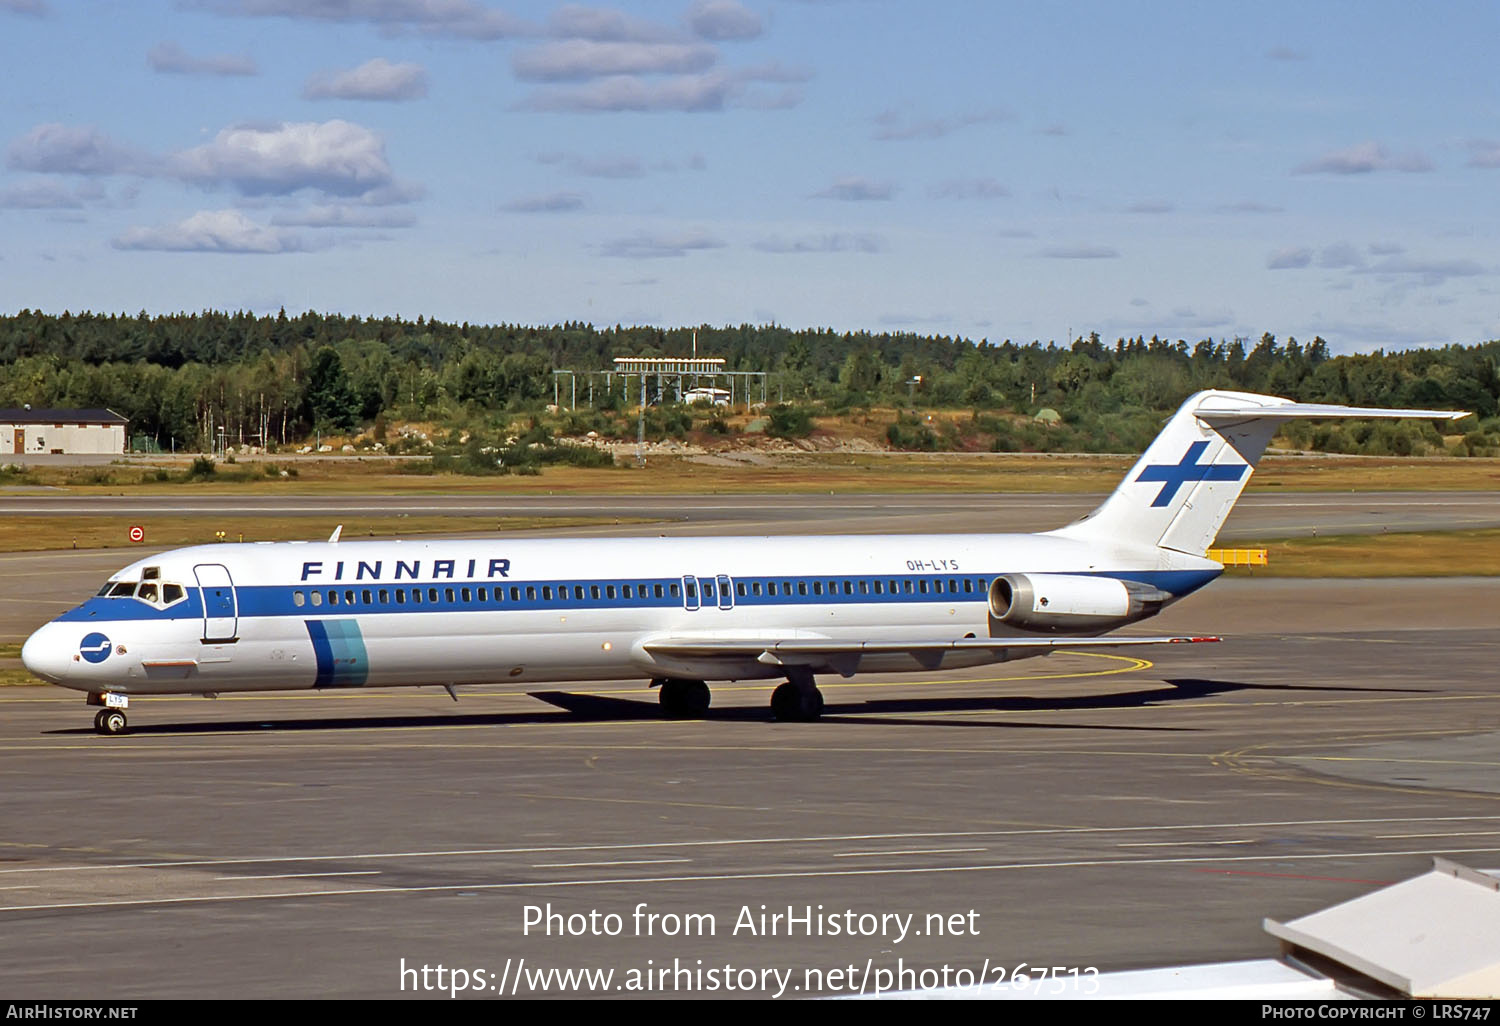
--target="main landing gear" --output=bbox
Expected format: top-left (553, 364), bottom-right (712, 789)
top-left (770, 670), bottom-right (824, 722)
top-left (655, 677), bottom-right (711, 719)
top-left (87, 693), bottom-right (129, 736)
top-left (653, 671), bottom-right (826, 722)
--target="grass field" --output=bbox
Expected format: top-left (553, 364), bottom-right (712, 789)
top-left (5, 451), bottom-right (1500, 495)
top-left (1234, 528), bottom-right (1500, 578)
top-left (0, 515), bottom-right (651, 553)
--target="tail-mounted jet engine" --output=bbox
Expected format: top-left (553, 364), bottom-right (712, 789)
top-left (988, 573), bottom-right (1172, 635)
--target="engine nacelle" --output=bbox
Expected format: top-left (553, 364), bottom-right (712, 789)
top-left (988, 573), bottom-right (1171, 634)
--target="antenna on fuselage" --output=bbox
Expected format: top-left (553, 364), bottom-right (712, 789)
top-left (328, 524), bottom-right (342, 543)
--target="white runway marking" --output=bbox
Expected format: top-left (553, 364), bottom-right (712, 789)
top-left (210, 871), bottom-right (382, 881)
top-left (832, 848), bottom-right (988, 858)
top-left (531, 858), bottom-right (692, 869)
top-left (5, 846), bottom-right (1500, 915)
top-left (4, 814), bottom-right (1500, 876)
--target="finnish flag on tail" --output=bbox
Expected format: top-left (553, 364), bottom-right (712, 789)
top-left (1048, 390), bottom-right (1466, 558)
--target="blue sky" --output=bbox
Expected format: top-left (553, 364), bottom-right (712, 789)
top-left (2, 0), bottom-right (1497, 353)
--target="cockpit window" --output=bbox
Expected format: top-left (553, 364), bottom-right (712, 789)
top-left (100, 576), bottom-right (187, 608)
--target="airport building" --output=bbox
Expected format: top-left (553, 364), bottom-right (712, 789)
top-left (0, 408), bottom-right (128, 455)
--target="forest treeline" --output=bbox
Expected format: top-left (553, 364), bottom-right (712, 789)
top-left (1, 309), bottom-right (1497, 456)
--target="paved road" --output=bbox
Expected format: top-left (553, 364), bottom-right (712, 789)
top-left (0, 578), bottom-right (1496, 998)
top-left (2, 490), bottom-right (1497, 539)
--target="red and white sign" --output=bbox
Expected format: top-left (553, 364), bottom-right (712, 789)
top-left (128, 525), bottom-right (145, 543)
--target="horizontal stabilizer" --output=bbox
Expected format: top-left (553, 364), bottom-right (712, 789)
top-left (1195, 401), bottom-right (1467, 422)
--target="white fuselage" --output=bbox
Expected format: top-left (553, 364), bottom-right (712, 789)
top-left (21, 533), bottom-right (1218, 697)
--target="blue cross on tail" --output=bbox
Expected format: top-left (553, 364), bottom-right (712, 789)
top-left (1135, 441), bottom-right (1246, 507)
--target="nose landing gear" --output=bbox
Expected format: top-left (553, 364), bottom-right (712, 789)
top-left (93, 709), bottom-right (128, 735)
top-left (86, 693), bottom-right (129, 736)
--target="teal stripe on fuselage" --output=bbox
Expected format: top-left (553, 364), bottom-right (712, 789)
top-left (306, 618), bottom-right (368, 687)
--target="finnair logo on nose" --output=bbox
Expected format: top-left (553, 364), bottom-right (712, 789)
top-left (1136, 441), bottom-right (1247, 507)
top-left (79, 632), bottom-right (112, 664)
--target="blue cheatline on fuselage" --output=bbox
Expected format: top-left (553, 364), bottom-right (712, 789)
top-left (306, 619), bottom-right (369, 687)
top-left (53, 568), bottom-right (1221, 624)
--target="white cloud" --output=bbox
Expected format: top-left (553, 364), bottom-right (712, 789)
top-left (112, 209), bottom-right (308, 253)
top-left (686, 0), bottom-right (762, 41)
top-left (873, 107), bottom-right (1010, 142)
top-left (537, 151), bottom-right (644, 178)
top-left (1318, 242), bottom-right (1364, 269)
top-left (547, 4), bottom-right (675, 42)
top-left (929, 178), bottom-right (1009, 200)
top-left (752, 232), bottom-right (885, 254)
top-left (1467, 140), bottom-right (1500, 168)
top-left (6, 123), bottom-right (145, 175)
top-left (1266, 246), bottom-right (1313, 269)
top-left (0, 177), bottom-right (100, 208)
top-left (170, 120), bottom-right (394, 197)
top-left (601, 229), bottom-right (724, 258)
top-left (1358, 256), bottom-right (1486, 286)
top-left (502, 191), bottom-right (586, 213)
top-left (1217, 200), bottom-right (1283, 214)
top-left (269, 205), bottom-right (416, 227)
top-left (207, 0), bottom-right (526, 40)
top-left (304, 58), bottom-right (428, 101)
top-left (1038, 245), bottom-right (1119, 259)
top-left (148, 41), bottom-right (257, 76)
top-left (524, 72), bottom-right (735, 112)
top-left (1293, 141), bottom-right (1433, 175)
top-left (513, 40), bottom-right (716, 81)
top-left (813, 176), bottom-right (896, 201)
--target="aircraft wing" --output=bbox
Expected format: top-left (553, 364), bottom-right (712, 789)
top-left (642, 634), bottom-right (1218, 677)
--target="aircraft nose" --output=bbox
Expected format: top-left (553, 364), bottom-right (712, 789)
top-left (22, 623), bottom-right (71, 684)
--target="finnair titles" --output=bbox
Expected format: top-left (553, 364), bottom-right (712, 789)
top-left (21, 390), bottom-right (1465, 735)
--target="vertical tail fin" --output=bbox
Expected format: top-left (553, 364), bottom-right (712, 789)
top-left (1048, 390), bottom-right (1466, 556)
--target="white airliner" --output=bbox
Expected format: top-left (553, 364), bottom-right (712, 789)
top-left (22, 390), bottom-right (1464, 735)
